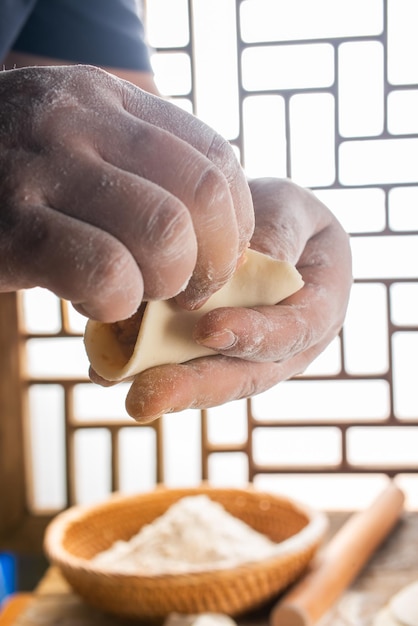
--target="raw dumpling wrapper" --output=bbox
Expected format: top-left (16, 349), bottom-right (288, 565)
top-left (84, 249), bottom-right (303, 382)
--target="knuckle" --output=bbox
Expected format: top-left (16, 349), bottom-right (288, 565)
top-left (122, 121), bottom-right (155, 156)
top-left (193, 163), bottom-right (231, 212)
top-left (206, 136), bottom-right (254, 247)
top-left (205, 134), bottom-right (239, 182)
top-left (142, 194), bottom-right (194, 252)
top-left (239, 366), bottom-right (263, 399)
top-left (139, 196), bottom-right (196, 299)
top-left (95, 247), bottom-right (136, 291)
top-left (284, 308), bottom-right (314, 357)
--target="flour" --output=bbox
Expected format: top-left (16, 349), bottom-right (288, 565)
top-left (92, 495), bottom-right (279, 575)
top-left (164, 613), bottom-right (237, 626)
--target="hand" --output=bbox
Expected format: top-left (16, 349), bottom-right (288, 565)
top-left (125, 177), bottom-right (352, 421)
top-left (0, 65), bottom-right (254, 321)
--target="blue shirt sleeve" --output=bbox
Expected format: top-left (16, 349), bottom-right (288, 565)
top-left (3, 0), bottom-right (152, 71)
top-left (0, 0), bottom-right (37, 61)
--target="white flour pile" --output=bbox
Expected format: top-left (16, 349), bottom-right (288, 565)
top-left (92, 495), bottom-right (279, 575)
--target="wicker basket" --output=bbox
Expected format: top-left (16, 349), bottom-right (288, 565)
top-left (44, 484), bottom-right (328, 620)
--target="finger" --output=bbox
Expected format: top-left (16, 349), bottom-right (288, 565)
top-left (192, 253), bottom-right (348, 363)
top-left (125, 339), bottom-right (330, 422)
top-left (192, 303), bottom-right (316, 362)
top-left (248, 178), bottom-right (314, 262)
top-left (126, 358), bottom-right (276, 422)
top-left (191, 180), bottom-right (352, 363)
top-left (89, 367), bottom-right (121, 387)
top-left (10, 65), bottom-right (245, 307)
top-left (121, 85), bottom-right (255, 259)
top-left (44, 147), bottom-right (198, 301)
top-left (192, 258), bottom-right (342, 360)
top-left (0, 203), bottom-right (143, 322)
top-left (94, 113), bottom-right (241, 307)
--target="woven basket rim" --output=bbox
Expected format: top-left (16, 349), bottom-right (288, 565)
top-left (44, 484), bottom-right (328, 581)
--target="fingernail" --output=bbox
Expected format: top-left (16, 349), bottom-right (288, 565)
top-left (197, 330), bottom-right (237, 350)
top-left (134, 413), bottom-right (165, 424)
top-left (177, 295), bottom-right (210, 311)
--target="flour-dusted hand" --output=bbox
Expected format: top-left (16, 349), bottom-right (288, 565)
top-left (0, 65), bottom-right (254, 322)
top-left (125, 177), bottom-right (352, 421)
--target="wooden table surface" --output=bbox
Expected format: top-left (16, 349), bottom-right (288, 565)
top-left (1, 512), bottom-right (417, 626)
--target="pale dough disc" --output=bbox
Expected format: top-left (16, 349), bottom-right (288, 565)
top-left (84, 249), bottom-right (303, 382)
top-left (164, 614), bottom-right (237, 626)
top-left (390, 581), bottom-right (418, 626)
top-left (373, 607), bottom-right (401, 626)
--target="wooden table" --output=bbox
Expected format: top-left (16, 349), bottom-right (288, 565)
top-left (1, 512), bottom-right (417, 626)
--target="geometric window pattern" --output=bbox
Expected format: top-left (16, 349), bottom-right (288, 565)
top-left (16, 0), bottom-right (418, 526)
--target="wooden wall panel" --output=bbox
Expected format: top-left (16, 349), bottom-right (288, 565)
top-left (0, 293), bottom-right (26, 541)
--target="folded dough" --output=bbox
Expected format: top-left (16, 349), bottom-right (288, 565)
top-left (84, 249), bottom-right (303, 382)
top-left (390, 580), bottom-right (418, 626)
top-left (373, 607), bottom-right (399, 626)
top-left (373, 581), bottom-right (418, 626)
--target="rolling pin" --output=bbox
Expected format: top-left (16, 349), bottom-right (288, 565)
top-left (270, 481), bottom-right (405, 626)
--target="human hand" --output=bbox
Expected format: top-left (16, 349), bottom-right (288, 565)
top-left (0, 65), bottom-right (253, 321)
top-left (124, 177), bottom-right (352, 421)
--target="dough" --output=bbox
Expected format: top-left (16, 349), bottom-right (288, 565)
top-left (373, 581), bottom-right (418, 626)
top-left (390, 581), bottom-right (418, 626)
top-left (84, 249), bottom-right (303, 382)
top-left (164, 614), bottom-right (237, 626)
top-left (373, 607), bottom-right (400, 626)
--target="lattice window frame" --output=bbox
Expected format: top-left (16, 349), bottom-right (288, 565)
top-left (1, 0), bottom-right (418, 556)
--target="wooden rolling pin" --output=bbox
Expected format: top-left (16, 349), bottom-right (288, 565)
top-left (270, 482), bottom-right (405, 626)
